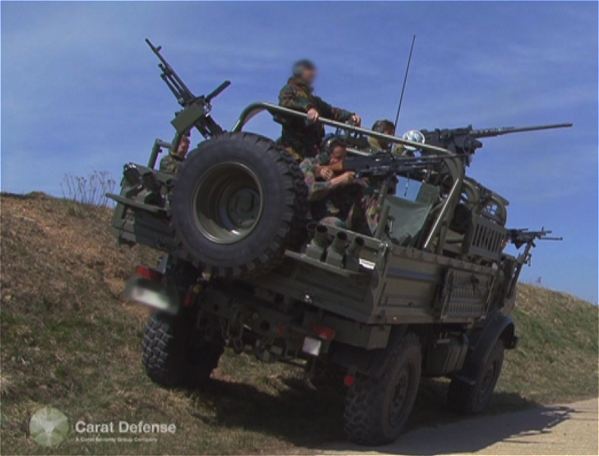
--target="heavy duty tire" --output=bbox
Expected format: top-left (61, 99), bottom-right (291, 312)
top-left (344, 333), bottom-right (422, 445)
top-left (171, 132), bottom-right (307, 278)
top-left (447, 339), bottom-right (504, 414)
top-left (142, 311), bottom-right (223, 388)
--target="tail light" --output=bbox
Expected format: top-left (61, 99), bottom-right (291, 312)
top-left (343, 374), bottom-right (355, 387)
top-left (135, 265), bottom-right (163, 281)
top-left (312, 324), bottom-right (336, 341)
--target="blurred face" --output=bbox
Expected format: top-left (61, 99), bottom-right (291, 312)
top-left (379, 125), bottom-right (396, 149)
top-left (301, 67), bottom-right (317, 85)
top-left (176, 137), bottom-right (190, 158)
top-left (383, 126), bottom-right (395, 136)
top-left (329, 144), bottom-right (347, 165)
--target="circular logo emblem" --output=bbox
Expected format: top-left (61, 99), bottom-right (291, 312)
top-left (29, 407), bottom-right (69, 447)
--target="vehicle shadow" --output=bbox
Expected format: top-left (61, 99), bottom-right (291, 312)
top-left (183, 376), bottom-right (572, 453)
top-left (185, 375), bottom-right (346, 446)
top-left (330, 391), bottom-right (574, 455)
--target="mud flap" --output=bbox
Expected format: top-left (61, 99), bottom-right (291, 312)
top-left (457, 312), bottom-right (516, 383)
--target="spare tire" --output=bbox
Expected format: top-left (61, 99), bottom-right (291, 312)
top-left (171, 132), bottom-right (307, 278)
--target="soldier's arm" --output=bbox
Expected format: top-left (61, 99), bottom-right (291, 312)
top-left (302, 164), bottom-right (356, 202)
top-left (312, 96), bottom-right (353, 122)
top-left (301, 159), bottom-right (332, 201)
top-left (279, 84), bottom-right (312, 111)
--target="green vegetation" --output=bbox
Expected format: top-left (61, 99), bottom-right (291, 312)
top-left (498, 285), bottom-right (598, 403)
top-left (1, 193), bottom-right (597, 455)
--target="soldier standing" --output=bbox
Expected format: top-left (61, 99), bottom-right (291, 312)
top-left (159, 133), bottom-right (191, 174)
top-left (278, 59), bottom-right (361, 160)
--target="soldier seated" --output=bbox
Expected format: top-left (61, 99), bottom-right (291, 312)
top-left (367, 119), bottom-right (396, 153)
top-left (300, 138), bottom-right (368, 231)
top-left (159, 133), bottom-right (190, 174)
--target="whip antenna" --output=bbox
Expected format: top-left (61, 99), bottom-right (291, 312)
top-left (394, 34), bottom-right (416, 128)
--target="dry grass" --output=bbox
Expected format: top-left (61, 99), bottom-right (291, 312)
top-left (0, 192), bottom-right (597, 455)
top-left (60, 171), bottom-right (116, 208)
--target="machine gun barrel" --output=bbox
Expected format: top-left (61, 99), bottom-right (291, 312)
top-left (145, 38), bottom-right (195, 106)
top-left (472, 123), bottom-right (573, 138)
top-left (508, 228), bottom-right (563, 248)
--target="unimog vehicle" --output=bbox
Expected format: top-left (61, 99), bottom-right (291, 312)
top-left (108, 40), bottom-right (567, 445)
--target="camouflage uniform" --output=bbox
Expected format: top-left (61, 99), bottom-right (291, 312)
top-left (367, 135), bottom-right (410, 157)
top-left (159, 154), bottom-right (183, 174)
top-left (364, 120), bottom-right (392, 153)
top-left (366, 136), bottom-right (389, 153)
top-left (300, 157), bottom-right (370, 232)
top-left (278, 77), bottom-right (354, 160)
top-left (363, 127), bottom-right (401, 232)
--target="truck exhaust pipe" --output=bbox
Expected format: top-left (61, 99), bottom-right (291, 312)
top-left (305, 224), bottom-right (330, 260)
top-left (326, 232), bottom-right (348, 268)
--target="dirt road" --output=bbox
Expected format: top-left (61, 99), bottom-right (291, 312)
top-left (325, 398), bottom-right (598, 455)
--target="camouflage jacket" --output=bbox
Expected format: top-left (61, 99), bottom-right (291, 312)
top-left (300, 157), bottom-right (370, 232)
top-left (278, 77), bottom-right (354, 159)
top-left (159, 154), bottom-right (183, 174)
top-left (366, 136), bottom-right (389, 154)
top-left (366, 136), bottom-right (408, 156)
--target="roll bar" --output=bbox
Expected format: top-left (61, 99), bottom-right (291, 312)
top-left (233, 102), bottom-right (458, 157)
top-left (232, 101), bottom-right (465, 251)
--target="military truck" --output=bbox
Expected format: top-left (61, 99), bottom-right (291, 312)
top-left (108, 40), bottom-right (567, 445)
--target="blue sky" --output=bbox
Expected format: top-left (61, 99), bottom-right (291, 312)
top-left (1, 2), bottom-right (597, 302)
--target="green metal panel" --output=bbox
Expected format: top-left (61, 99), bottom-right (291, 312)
top-left (375, 246), bottom-right (496, 324)
top-left (250, 258), bottom-right (376, 323)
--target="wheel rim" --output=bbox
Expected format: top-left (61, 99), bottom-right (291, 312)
top-left (193, 162), bottom-right (263, 244)
top-left (389, 368), bottom-right (410, 428)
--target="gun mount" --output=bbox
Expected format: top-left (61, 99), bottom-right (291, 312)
top-left (508, 228), bottom-right (563, 249)
top-left (504, 228), bottom-right (562, 297)
top-left (146, 38), bottom-right (230, 139)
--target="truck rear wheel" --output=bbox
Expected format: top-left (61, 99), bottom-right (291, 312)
top-left (343, 333), bottom-right (421, 445)
top-left (142, 311), bottom-right (223, 388)
top-left (171, 132), bottom-right (307, 278)
top-left (447, 338), bottom-right (504, 413)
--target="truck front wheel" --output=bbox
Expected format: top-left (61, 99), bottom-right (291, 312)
top-left (343, 333), bottom-right (422, 445)
top-left (142, 311), bottom-right (223, 388)
top-left (447, 338), bottom-right (505, 413)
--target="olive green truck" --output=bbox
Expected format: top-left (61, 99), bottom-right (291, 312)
top-left (108, 41), bottom-right (566, 445)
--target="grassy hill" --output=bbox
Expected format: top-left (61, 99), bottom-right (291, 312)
top-left (1, 192), bottom-right (597, 455)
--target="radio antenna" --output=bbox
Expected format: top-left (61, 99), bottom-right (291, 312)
top-left (394, 34), bottom-right (416, 128)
